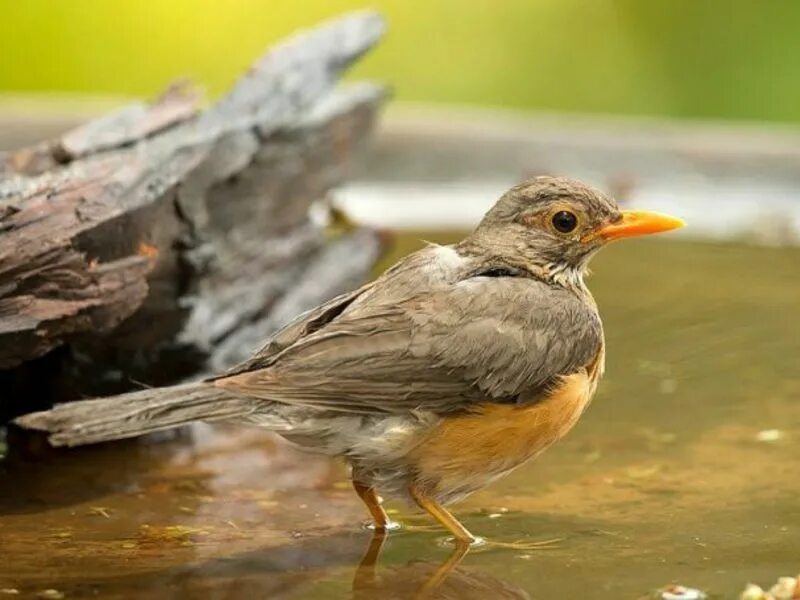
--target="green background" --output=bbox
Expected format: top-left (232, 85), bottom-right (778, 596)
top-left (2, 0), bottom-right (800, 122)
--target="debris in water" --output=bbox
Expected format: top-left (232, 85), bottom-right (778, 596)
top-left (770, 577), bottom-right (800, 599)
top-left (137, 524), bottom-right (208, 546)
top-left (741, 584), bottom-right (766, 600)
top-left (739, 574), bottom-right (800, 600)
top-left (36, 591), bottom-right (64, 600)
top-left (756, 429), bottom-right (783, 443)
top-left (656, 584), bottom-right (707, 600)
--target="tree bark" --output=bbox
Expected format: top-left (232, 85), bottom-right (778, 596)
top-left (0, 11), bottom-right (389, 421)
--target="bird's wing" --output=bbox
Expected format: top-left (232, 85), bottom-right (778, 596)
top-left (216, 275), bottom-right (603, 415)
top-left (219, 284), bottom-right (374, 378)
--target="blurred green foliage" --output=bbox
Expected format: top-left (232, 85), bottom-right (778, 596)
top-left (1, 0), bottom-right (799, 122)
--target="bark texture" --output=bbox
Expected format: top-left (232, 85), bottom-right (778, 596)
top-left (0, 11), bottom-right (389, 421)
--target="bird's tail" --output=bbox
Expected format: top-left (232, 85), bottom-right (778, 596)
top-left (14, 382), bottom-right (255, 447)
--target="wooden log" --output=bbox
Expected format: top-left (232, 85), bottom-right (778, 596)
top-left (0, 11), bottom-right (389, 422)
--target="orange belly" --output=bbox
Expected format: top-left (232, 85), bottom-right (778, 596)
top-left (408, 369), bottom-right (599, 501)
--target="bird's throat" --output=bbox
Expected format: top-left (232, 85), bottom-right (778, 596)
top-left (545, 262), bottom-right (587, 291)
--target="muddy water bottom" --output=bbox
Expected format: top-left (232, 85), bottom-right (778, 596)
top-left (2, 238), bottom-right (799, 599)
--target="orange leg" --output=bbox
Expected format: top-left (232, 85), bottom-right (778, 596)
top-left (352, 479), bottom-right (394, 531)
top-left (408, 485), bottom-right (476, 544)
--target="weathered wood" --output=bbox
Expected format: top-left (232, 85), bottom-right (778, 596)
top-left (0, 11), bottom-right (389, 421)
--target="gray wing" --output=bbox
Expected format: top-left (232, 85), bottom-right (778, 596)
top-left (217, 276), bottom-right (603, 415)
top-left (218, 284), bottom-right (374, 378)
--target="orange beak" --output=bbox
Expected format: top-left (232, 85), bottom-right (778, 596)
top-left (595, 210), bottom-right (686, 241)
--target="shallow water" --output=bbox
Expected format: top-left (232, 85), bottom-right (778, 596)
top-left (1, 237), bottom-right (799, 599)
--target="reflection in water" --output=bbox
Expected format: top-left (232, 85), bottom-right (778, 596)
top-left (2, 238), bottom-right (800, 598)
top-left (0, 520), bottom-right (522, 599)
top-left (353, 531), bottom-right (528, 600)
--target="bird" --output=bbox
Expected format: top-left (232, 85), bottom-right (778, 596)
top-left (16, 176), bottom-right (685, 544)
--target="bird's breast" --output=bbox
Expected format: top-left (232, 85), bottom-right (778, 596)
top-left (407, 361), bottom-right (602, 503)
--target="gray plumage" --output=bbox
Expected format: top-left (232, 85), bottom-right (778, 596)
top-left (218, 251), bottom-right (602, 413)
top-left (17, 175), bottom-right (623, 504)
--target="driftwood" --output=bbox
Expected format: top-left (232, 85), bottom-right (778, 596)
top-left (0, 11), bottom-right (389, 422)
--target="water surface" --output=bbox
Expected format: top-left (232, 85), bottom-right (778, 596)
top-left (2, 237), bottom-right (799, 599)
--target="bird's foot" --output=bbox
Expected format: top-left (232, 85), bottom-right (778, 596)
top-left (436, 535), bottom-right (487, 548)
top-left (362, 520), bottom-right (402, 532)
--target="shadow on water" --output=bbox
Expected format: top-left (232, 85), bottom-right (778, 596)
top-left (2, 238), bottom-right (800, 598)
top-left (0, 430), bottom-right (197, 515)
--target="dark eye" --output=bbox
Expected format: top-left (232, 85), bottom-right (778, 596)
top-left (551, 210), bottom-right (578, 233)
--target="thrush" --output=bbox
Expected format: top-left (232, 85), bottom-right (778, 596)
top-left (17, 176), bottom-right (685, 544)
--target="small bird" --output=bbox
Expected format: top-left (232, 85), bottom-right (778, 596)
top-left (17, 176), bottom-right (684, 544)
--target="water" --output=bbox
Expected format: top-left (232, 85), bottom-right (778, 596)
top-left (1, 236), bottom-right (799, 599)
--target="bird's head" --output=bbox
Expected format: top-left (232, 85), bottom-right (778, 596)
top-left (467, 176), bottom-right (685, 288)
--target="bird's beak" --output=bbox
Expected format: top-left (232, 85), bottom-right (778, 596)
top-left (595, 210), bottom-right (686, 241)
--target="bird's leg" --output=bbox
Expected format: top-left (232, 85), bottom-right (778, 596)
top-left (408, 485), bottom-right (476, 544)
top-left (352, 478), bottom-right (395, 531)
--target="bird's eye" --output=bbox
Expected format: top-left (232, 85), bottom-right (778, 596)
top-left (551, 210), bottom-right (578, 233)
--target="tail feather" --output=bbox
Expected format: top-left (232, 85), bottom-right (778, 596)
top-left (14, 383), bottom-right (255, 447)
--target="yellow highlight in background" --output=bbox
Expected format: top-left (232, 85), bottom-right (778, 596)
top-left (1, 0), bottom-right (800, 122)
